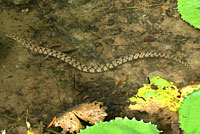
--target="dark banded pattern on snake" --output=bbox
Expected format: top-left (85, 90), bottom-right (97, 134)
top-left (6, 34), bottom-right (191, 73)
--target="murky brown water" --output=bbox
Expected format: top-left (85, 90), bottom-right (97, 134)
top-left (0, 0), bottom-right (199, 133)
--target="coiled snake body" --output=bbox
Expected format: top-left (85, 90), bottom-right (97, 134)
top-left (6, 34), bottom-right (190, 73)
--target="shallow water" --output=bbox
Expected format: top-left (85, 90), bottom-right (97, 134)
top-left (0, 0), bottom-right (199, 133)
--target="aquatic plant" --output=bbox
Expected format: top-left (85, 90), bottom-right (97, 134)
top-left (129, 76), bottom-right (200, 133)
top-left (129, 76), bottom-right (200, 113)
top-left (129, 76), bottom-right (181, 112)
top-left (177, 0), bottom-right (200, 28)
top-left (78, 117), bottom-right (160, 134)
top-left (5, 77), bottom-right (199, 134)
top-left (179, 88), bottom-right (200, 134)
top-left (27, 131), bottom-right (34, 134)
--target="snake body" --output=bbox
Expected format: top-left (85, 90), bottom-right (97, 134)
top-left (6, 34), bottom-right (190, 73)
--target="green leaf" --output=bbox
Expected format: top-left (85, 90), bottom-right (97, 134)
top-left (27, 130), bottom-right (35, 134)
top-left (179, 88), bottom-right (200, 134)
top-left (149, 76), bottom-right (172, 89)
top-left (78, 118), bottom-right (161, 134)
top-left (178, 0), bottom-right (200, 28)
top-left (129, 82), bottom-right (180, 112)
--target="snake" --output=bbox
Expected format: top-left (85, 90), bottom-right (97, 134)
top-left (6, 34), bottom-right (191, 73)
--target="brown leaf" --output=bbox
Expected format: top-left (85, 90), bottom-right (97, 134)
top-left (72, 101), bottom-right (107, 124)
top-left (53, 101), bottom-right (107, 134)
top-left (53, 112), bottom-right (85, 134)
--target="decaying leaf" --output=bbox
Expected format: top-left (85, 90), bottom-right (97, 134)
top-left (72, 101), bottom-right (107, 124)
top-left (53, 101), bottom-right (107, 134)
top-left (53, 112), bottom-right (85, 134)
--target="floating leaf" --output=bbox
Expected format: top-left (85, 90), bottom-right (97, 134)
top-left (78, 118), bottom-right (161, 134)
top-left (179, 88), bottom-right (200, 134)
top-left (149, 76), bottom-right (172, 89)
top-left (27, 131), bottom-right (35, 134)
top-left (177, 0), bottom-right (200, 28)
top-left (129, 77), bottom-right (180, 112)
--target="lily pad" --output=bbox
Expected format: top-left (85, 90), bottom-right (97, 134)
top-left (78, 118), bottom-right (161, 134)
top-left (179, 88), bottom-right (200, 134)
top-left (178, 0), bottom-right (200, 28)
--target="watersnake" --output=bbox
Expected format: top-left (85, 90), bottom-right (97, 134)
top-left (6, 34), bottom-right (190, 73)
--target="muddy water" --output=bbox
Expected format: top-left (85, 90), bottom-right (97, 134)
top-left (0, 0), bottom-right (199, 134)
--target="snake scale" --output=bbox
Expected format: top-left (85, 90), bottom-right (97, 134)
top-left (6, 34), bottom-right (190, 73)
